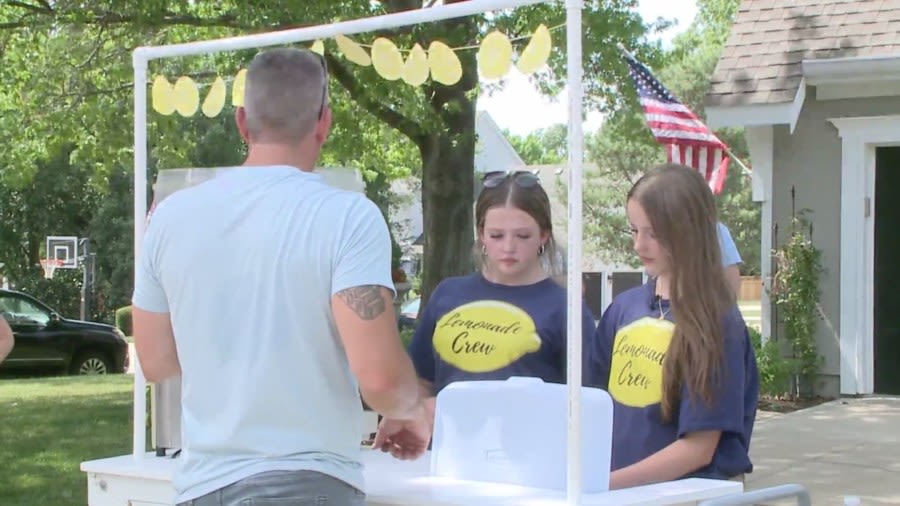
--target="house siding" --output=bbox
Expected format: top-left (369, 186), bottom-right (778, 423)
top-left (771, 87), bottom-right (900, 397)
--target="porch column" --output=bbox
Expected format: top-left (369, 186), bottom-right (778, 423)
top-left (746, 126), bottom-right (774, 341)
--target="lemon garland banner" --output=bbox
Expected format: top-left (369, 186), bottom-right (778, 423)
top-left (151, 24), bottom-right (558, 117)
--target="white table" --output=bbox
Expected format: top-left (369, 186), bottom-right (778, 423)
top-left (81, 450), bottom-right (742, 506)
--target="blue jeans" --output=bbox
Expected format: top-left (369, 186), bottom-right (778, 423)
top-left (177, 470), bottom-right (366, 506)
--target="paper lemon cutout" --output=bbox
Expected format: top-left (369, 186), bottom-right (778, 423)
top-left (310, 39), bottom-right (325, 55)
top-left (201, 77), bottom-right (226, 118)
top-left (478, 31), bottom-right (513, 80)
top-left (371, 37), bottom-right (404, 81)
top-left (231, 69), bottom-right (247, 107)
top-left (151, 76), bottom-right (176, 116)
top-left (517, 24), bottom-right (552, 74)
top-left (402, 43), bottom-right (430, 86)
top-left (336, 34), bottom-right (371, 66)
top-left (428, 41), bottom-right (463, 85)
top-left (173, 76), bottom-right (199, 117)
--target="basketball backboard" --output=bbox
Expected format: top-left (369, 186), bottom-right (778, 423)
top-left (46, 236), bottom-right (79, 268)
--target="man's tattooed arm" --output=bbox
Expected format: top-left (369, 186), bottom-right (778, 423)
top-left (335, 285), bottom-right (387, 321)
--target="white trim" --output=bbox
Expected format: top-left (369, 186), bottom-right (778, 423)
top-left (744, 126), bottom-right (774, 341)
top-left (745, 128), bottom-right (773, 203)
top-left (705, 79), bottom-right (805, 132)
top-left (816, 81), bottom-right (900, 101)
top-left (707, 54), bottom-right (900, 130)
top-left (829, 115), bottom-right (900, 395)
top-left (706, 102), bottom-right (795, 130)
top-left (803, 55), bottom-right (900, 85)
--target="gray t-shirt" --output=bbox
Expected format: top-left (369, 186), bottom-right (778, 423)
top-left (133, 165), bottom-right (393, 503)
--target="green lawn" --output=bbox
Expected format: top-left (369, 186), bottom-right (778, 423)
top-left (0, 375), bottom-right (136, 506)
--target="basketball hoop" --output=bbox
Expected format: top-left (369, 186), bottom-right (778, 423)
top-left (40, 259), bottom-right (63, 279)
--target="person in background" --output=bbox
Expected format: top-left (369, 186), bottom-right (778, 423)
top-left (374, 170), bottom-right (597, 455)
top-left (718, 222), bottom-right (743, 299)
top-left (0, 317), bottom-right (13, 363)
top-left (131, 48), bottom-right (429, 506)
top-left (589, 163), bottom-right (759, 489)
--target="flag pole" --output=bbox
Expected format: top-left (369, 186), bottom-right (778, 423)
top-left (616, 43), bottom-right (753, 179)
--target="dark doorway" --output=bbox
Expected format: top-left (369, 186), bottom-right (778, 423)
top-left (582, 272), bottom-right (603, 320)
top-left (611, 272), bottom-right (644, 299)
top-left (874, 146), bottom-right (900, 394)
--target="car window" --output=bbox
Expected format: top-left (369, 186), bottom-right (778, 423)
top-left (0, 295), bottom-right (50, 326)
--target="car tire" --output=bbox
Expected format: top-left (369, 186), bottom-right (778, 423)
top-left (70, 351), bottom-right (113, 375)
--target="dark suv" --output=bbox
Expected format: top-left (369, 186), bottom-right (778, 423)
top-left (0, 289), bottom-right (129, 375)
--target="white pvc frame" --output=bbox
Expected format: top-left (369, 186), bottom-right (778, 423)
top-left (131, 0), bottom-right (585, 502)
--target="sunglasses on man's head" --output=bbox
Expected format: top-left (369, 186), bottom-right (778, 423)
top-left (481, 170), bottom-right (541, 189)
top-left (312, 51), bottom-right (329, 120)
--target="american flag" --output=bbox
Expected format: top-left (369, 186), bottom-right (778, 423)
top-left (622, 50), bottom-right (731, 195)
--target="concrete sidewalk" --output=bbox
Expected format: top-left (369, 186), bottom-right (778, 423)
top-left (747, 397), bottom-right (900, 505)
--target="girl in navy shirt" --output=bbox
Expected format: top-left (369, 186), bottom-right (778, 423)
top-left (590, 164), bottom-right (759, 488)
top-left (407, 171), bottom-right (595, 396)
top-left (375, 171), bottom-right (596, 455)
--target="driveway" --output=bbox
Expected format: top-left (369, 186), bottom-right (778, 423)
top-left (747, 397), bottom-right (900, 505)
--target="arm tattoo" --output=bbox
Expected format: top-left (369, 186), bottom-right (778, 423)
top-left (336, 285), bottom-right (387, 321)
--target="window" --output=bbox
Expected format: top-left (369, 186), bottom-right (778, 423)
top-left (0, 295), bottom-right (49, 326)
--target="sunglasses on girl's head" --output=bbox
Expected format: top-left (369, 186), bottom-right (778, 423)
top-left (481, 170), bottom-right (541, 189)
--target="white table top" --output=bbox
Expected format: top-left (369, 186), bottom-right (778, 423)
top-left (362, 451), bottom-right (741, 506)
top-left (82, 450), bottom-right (742, 506)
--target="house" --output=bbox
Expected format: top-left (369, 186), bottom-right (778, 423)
top-left (704, 0), bottom-right (900, 397)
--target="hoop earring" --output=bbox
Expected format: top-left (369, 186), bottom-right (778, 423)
top-left (482, 244), bottom-right (487, 256)
top-left (538, 244), bottom-right (545, 256)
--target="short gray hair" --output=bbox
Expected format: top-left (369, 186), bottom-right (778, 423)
top-left (244, 48), bottom-right (328, 142)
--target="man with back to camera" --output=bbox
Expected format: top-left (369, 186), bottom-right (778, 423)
top-left (131, 48), bottom-right (431, 506)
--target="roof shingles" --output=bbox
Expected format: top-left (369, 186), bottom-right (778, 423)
top-left (706, 0), bottom-right (900, 107)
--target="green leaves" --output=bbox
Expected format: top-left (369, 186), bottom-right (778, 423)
top-left (504, 124), bottom-right (567, 166)
top-left (582, 0), bottom-right (761, 273)
top-left (0, 0), bottom-right (665, 309)
top-left (771, 209), bottom-right (825, 397)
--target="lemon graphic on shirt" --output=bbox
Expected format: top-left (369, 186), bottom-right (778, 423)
top-left (433, 300), bottom-right (541, 373)
top-left (608, 317), bottom-right (675, 408)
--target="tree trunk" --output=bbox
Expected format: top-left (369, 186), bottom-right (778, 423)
top-left (418, 100), bottom-right (477, 308)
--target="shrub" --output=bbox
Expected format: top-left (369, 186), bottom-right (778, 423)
top-left (748, 326), bottom-right (793, 398)
top-left (115, 305), bottom-right (133, 336)
top-left (771, 208), bottom-right (824, 397)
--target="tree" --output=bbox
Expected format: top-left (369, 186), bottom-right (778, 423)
top-left (583, 0), bottom-right (761, 274)
top-left (504, 124), bottom-right (567, 166)
top-left (0, 1), bottom-right (661, 306)
top-left (0, 144), bottom-right (100, 318)
top-left (584, 109), bottom-right (664, 268)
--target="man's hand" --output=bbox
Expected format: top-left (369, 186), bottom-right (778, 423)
top-left (373, 403), bottom-right (432, 460)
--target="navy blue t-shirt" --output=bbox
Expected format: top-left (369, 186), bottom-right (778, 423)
top-left (588, 280), bottom-right (759, 480)
top-left (408, 273), bottom-right (598, 393)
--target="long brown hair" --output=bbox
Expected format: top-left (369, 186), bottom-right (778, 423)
top-left (473, 172), bottom-right (565, 278)
top-left (627, 164), bottom-right (734, 422)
